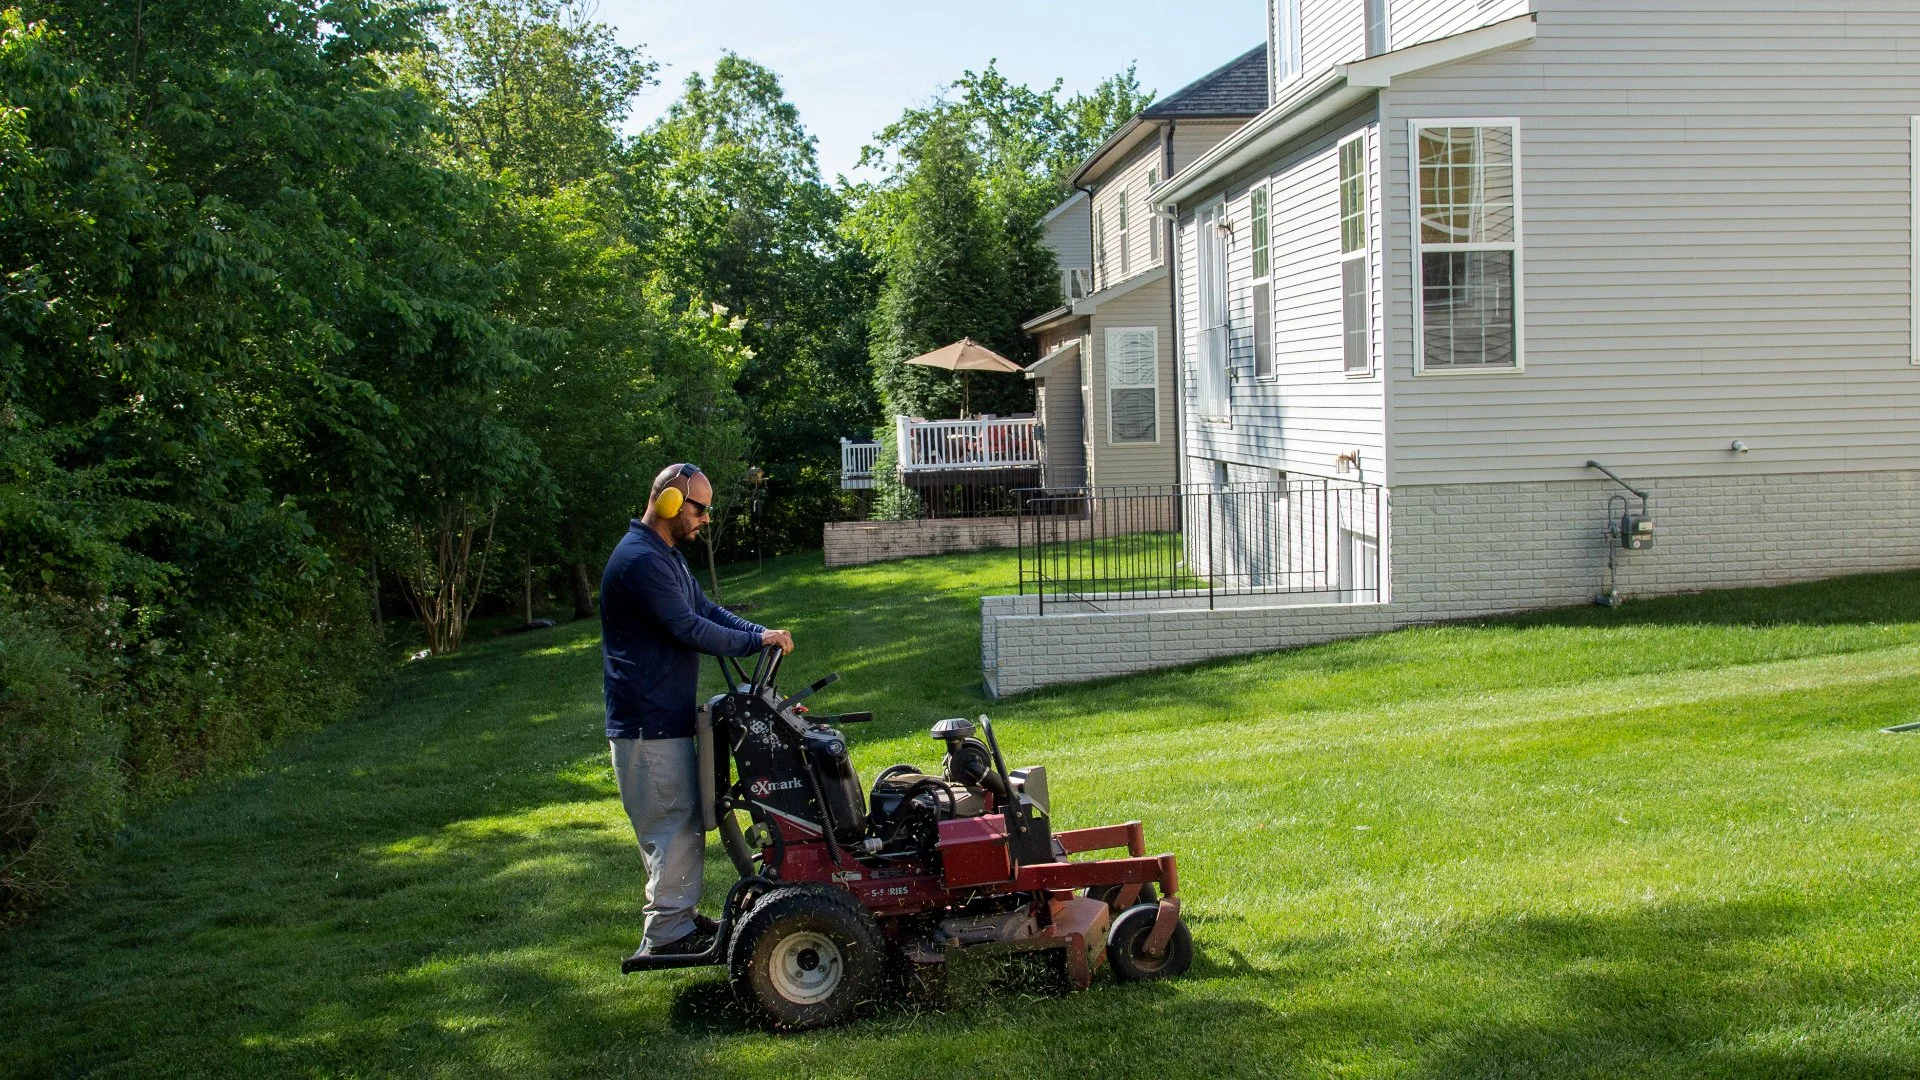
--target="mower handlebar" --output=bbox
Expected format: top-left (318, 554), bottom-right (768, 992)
top-left (827, 711), bottom-right (873, 725)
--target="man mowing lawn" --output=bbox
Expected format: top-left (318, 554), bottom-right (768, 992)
top-left (602, 462), bottom-right (794, 962)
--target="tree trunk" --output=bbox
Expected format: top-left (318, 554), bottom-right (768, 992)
top-left (522, 555), bottom-right (533, 626)
top-left (570, 561), bottom-right (595, 620)
top-left (704, 535), bottom-right (722, 602)
top-left (370, 547), bottom-right (382, 627)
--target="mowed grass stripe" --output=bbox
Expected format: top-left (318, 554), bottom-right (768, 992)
top-left (2, 552), bottom-right (1918, 1079)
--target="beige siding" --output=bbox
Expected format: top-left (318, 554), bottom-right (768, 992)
top-left (1380, 1), bottom-right (1920, 486)
top-left (1086, 282), bottom-right (1181, 487)
top-left (1169, 120), bottom-right (1246, 176)
top-left (1089, 135), bottom-right (1166, 292)
top-left (1389, 0), bottom-right (1532, 51)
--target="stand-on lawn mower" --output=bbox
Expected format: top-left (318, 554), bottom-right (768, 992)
top-left (621, 647), bottom-right (1191, 1030)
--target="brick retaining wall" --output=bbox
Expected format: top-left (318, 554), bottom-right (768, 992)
top-left (983, 469), bottom-right (1920, 696)
top-left (823, 518), bottom-right (1023, 568)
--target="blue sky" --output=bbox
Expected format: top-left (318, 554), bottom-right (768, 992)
top-left (601, 0), bottom-right (1267, 182)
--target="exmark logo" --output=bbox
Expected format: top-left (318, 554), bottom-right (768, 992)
top-left (748, 776), bottom-right (804, 798)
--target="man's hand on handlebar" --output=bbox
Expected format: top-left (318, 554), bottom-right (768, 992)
top-left (760, 629), bottom-right (794, 655)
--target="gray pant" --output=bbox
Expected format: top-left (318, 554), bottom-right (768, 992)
top-left (610, 736), bottom-right (704, 948)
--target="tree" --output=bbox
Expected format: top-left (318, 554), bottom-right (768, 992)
top-left (398, 0), bottom-right (655, 195)
top-left (646, 54), bottom-right (880, 555)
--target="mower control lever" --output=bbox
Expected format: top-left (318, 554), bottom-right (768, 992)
top-left (774, 672), bottom-right (838, 716)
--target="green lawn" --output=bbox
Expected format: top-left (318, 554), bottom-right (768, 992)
top-left (5, 550), bottom-right (1920, 1078)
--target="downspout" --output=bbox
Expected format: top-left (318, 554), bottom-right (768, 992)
top-left (1161, 122), bottom-right (1184, 488)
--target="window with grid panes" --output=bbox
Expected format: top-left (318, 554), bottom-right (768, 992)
top-left (1339, 136), bottom-right (1370, 373)
top-left (1250, 187), bottom-right (1272, 378)
top-left (1413, 123), bottom-right (1520, 370)
top-left (1105, 327), bottom-right (1157, 443)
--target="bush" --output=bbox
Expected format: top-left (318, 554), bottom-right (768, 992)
top-left (0, 599), bottom-right (122, 925)
top-left (0, 577), bottom-right (385, 925)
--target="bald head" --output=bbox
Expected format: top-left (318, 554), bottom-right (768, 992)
top-left (643, 463), bottom-right (712, 547)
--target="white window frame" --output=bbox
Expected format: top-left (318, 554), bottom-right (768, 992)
top-left (1274, 0), bottom-right (1302, 91)
top-left (1340, 131), bottom-right (1374, 378)
top-left (1104, 326), bottom-right (1161, 445)
top-left (1118, 189), bottom-right (1131, 277)
top-left (1364, 0), bottom-right (1390, 57)
top-left (1249, 182), bottom-right (1275, 382)
top-left (1147, 168), bottom-right (1160, 265)
top-left (1409, 118), bottom-right (1526, 376)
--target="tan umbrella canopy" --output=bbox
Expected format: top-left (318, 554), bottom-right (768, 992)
top-left (905, 338), bottom-right (1022, 414)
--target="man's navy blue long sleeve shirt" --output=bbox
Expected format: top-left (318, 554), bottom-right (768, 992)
top-left (601, 521), bottom-right (765, 740)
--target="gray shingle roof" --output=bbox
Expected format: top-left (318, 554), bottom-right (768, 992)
top-left (1141, 43), bottom-right (1268, 119)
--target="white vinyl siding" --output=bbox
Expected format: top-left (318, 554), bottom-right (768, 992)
top-left (1106, 328), bottom-right (1160, 444)
top-left (1389, 0), bottom-right (1532, 54)
top-left (1340, 133), bottom-right (1371, 373)
top-left (1383, 2), bottom-right (1920, 485)
top-left (1177, 115), bottom-right (1387, 481)
top-left (1412, 120), bottom-right (1522, 373)
top-left (1913, 115), bottom-right (1919, 367)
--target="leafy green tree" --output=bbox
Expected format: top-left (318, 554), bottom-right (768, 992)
top-left (646, 54), bottom-right (880, 554)
top-left (398, 0), bottom-right (655, 195)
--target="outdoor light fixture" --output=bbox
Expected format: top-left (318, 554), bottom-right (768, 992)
top-left (1730, 440), bottom-right (1749, 454)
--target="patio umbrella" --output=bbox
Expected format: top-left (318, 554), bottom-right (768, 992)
top-left (905, 337), bottom-right (1022, 414)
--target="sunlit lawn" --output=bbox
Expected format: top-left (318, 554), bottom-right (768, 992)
top-left (4, 549), bottom-right (1919, 1078)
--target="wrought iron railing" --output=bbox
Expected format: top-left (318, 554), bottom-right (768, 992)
top-left (1016, 479), bottom-right (1384, 613)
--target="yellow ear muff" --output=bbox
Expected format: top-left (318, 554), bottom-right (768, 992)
top-left (654, 486), bottom-right (685, 519)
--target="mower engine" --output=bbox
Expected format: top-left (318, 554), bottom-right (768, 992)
top-left (619, 647), bottom-right (1190, 1031)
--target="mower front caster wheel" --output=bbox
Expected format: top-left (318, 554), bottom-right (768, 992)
top-left (1106, 903), bottom-right (1193, 983)
top-left (728, 885), bottom-right (885, 1031)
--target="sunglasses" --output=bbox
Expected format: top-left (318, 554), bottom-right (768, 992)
top-left (682, 497), bottom-right (712, 518)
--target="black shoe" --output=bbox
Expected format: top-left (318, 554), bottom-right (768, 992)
top-left (691, 913), bottom-right (719, 937)
top-left (633, 932), bottom-right (709, 960)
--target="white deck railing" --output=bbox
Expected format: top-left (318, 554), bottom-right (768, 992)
top-left (895, 415), bottom-right (1040, 473)
top-left (839, 437), bottom-right (879, 489)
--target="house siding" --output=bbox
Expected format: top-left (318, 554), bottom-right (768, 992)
top-left (1087, 284), bottom-right (1181, 487)
top-left (1090, 135), bottom-right (1167, 291)
top-left (1176, 104), bottom-right (1389, 483)
top-left (1388, 0), bottom-right (1533, 52)
top-left (1381, 1), bottom-right (1920, 487)
top-left (1170, 120), bottom-right (1248, 176)
top-left (1042, 195), bottom-right (1091, 297)
top-left (1033, 324), bottom-right (1089, 489)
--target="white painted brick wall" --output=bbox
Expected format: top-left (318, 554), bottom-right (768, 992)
top-left (982, 469), bottom-right (1920, 695)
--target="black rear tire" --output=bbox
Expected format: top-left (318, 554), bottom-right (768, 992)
top-left (728, 885), bottom-right (886, 1031)
top-left (1106, 903), bottom-right (1193, 983)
